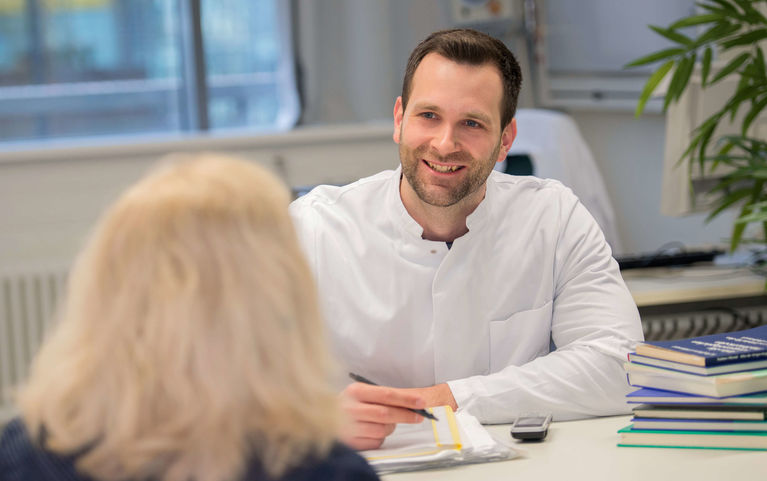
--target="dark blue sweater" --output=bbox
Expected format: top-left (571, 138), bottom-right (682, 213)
top-left (0, 418), bottom-right (379, 481)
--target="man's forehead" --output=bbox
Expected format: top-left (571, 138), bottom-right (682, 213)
top-left (408, 54), bottom-right (504, 123)
top-left (413, 53), bottom-right (502, 82)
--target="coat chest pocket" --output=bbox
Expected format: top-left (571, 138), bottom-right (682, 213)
top-left (488, 300), bottom-right (553, 373)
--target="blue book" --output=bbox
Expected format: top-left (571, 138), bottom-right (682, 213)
top-left (626, 387), bottom-right (767, 406)
top-left (635, 325), bottom-right (767, 367)
top-left (628, 352), bottom-right (767, 375)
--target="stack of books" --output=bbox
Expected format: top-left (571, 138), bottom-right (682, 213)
top-left (618, 324), bottom-right (767, 450)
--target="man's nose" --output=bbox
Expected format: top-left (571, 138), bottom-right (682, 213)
top-left (432, 124), bottom-right (460, 156)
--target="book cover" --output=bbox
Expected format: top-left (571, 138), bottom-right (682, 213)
top-left (630, 417), bottom-right (767, 431)
top-left (626, 387), bottom-right (767, 406)
top-left (635, 325), bottom-right (767, 367)
top-left (628, 352), bottom-right (767, 375)
top-left (624, 362), bottom-right (767, 397)
top-left (632, 403), bottom-right (767, 420)
top-left (617, 425), bottom-right (767, 450)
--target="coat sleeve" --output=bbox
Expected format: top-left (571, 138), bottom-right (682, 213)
top-left (447, 191), bottom-right (644, 423)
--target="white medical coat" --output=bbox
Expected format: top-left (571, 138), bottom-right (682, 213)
top-left (290, 168), bottom-right (643, 423)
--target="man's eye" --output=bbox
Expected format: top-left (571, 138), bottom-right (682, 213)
top-left (465, 119), bottom-right (481, 128)
top-left (420, 112), bottom-right (436, 119)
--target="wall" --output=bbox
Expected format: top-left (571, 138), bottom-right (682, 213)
top-left (0, 124), bottom-right (397, 271)
top-left (572, 110), bottom-right (733, 254)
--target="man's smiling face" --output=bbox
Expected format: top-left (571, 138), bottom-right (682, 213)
top-left (394, 52), bottom-right (514, 208)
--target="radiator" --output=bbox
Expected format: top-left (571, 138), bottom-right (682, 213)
top-left (0, 268), bottom-right (67, 422)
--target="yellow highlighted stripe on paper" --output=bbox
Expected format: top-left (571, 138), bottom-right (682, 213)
top-left (431, 406), bottom-right (462, 449)
top-left (364, 405), bottom-right (462, 461)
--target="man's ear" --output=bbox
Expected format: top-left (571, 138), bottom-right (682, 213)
top-left (496, 117), bottom-right (517, 163)
top-left (393, 96), bottom-right (403, 144)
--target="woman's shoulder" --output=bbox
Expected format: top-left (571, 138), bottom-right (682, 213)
top-left (307, 442), bottom-right (379, 481)
top-left (244, 442), bottom-right (380, 481)
top-left (0, 418), bottom-right (86, 481)
top-left (0, 418), bottom-right (34, 480)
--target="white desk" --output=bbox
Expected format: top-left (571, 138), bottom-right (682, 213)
top-left (384, 415), bottom-right (765, 481)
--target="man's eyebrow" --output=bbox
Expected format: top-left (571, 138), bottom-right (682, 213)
top-left (465, 111), bottom-right (492, 125)
top-left (411, 102), bottom-right (441, 112)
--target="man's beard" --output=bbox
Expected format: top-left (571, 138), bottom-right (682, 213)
top-left (400, 139), bottom-right (502, 207)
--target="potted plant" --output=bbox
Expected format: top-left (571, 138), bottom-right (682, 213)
top-left (627, 0), bottom-right (767, 252)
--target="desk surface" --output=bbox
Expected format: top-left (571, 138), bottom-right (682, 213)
top-left (383, 415), bottom-right (765, 481)
top-left (622, 265), bottom-right (766, 307)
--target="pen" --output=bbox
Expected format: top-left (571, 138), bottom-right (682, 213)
top-left (348, 372), bottom-right (439, 421)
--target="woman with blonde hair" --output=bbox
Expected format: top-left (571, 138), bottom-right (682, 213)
top-left (0, 153), bottom-right (379, 481)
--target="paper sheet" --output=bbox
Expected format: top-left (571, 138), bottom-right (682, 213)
top-left (361, 405), bottom-right (517, 474)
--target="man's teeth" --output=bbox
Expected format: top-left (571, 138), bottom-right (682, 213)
top-left (426, 161), bottom-right (460, 173)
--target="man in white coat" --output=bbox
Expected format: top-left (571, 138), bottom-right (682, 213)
top-left (290, 28), bottom-right (643, 450)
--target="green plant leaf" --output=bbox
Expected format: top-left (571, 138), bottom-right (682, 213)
top-left (722, 28), bottom-right (767, 49)
top-left (747, 169), bottom-right (767, 179)
top-left (732, 0), bottom-right (767, 24)
top-left (702, 47), bottom-right (714, 86)
top-left (731, 204), bottom-right (750, 250)
top-left (742, 95), bottom-right (767, 134)
top-left (708, 0), bottom-right (739, 13)
top-left (709, 52), bottom-right (751, 84)
top-left (736, 210), bottom-right (767, 225)
top-left (699, 3), bottom-right (740, 18)
top-left (680, 116), bottom-right (719, 165)
top-left (635, 60), bottom-right (675, 117)
top-left (670, 13), bottom-right (723, 29)
top-left (705, 154), bottom-right (755, 167)
top-left (742, 200), bottom-right (767, 211)
top-left (698, 119), bottom-right (718, 162)
top-left (743, 58), bottom-right (765, 79)
top-left (706, 187), bottom-right (752, 222)
top-left (735, 198), bottom-right (767, 224)
top-left (756, 47), bottom-right (767, 79)
top-left (665, 55), bottom-right (696, 109)
top-left (679, 51), bottom-right (697, 99)
top-left (732, 180), bottom-right (767, 251)
top-left (649, 25), bottom-right (695, 46)
top-left (694, 22), bottom-right (741, 47)
top-left (720, 134), bottom-right (765, 155)
top-left (724, 84), bottom-right (767, 121)
top-left (728, 166), bottom-right (767, 180)
top-left (709, 174), bottom-right (750, 193)
top-left (729, 75), bottom-right (755, 120)
top-left (624, 47), bottom-right (686, 68)
top-left (680, 136), bottom-right (702, 166)
top-left (717, 140), bottom-right (737, 159)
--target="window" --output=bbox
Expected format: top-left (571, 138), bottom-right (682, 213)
top-left (0, 0), bottom-right (298, 144)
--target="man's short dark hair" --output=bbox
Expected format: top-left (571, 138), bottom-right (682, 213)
top-left (401, 28), bottom-right (522, 129)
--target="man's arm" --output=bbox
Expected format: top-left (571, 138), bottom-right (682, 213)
top-left (447, 193), bottom-right (643, 423)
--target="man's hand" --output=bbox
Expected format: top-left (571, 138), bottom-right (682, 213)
top-left (403, 383), bottom-right (458, 412)
top-left (339, 382), bottom-right (458, 450)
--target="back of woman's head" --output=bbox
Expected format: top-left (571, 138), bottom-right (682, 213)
top-left (18, 153), bottom-right (339, 481)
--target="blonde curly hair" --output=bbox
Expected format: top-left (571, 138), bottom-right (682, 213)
top-left (18, 153), bottom-right (340, 481)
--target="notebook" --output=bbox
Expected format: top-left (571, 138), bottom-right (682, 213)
top-left (361, 405), bottom-right (517, 474)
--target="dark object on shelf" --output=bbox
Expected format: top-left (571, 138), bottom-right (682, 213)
top-left (617, 248), bottom-right (725, 271)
